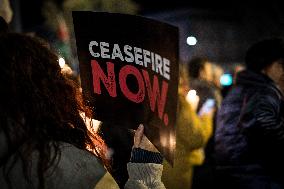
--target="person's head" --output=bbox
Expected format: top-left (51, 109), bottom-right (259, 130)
top-left (245, 38), bottom-right (284, 84)
top-left (188, 57), bottom-right (213, 82)
top-left (0, 33), bottom-right (106, 188)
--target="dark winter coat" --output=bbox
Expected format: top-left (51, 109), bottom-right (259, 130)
top-left (215, 70), bottom-right (284, 189)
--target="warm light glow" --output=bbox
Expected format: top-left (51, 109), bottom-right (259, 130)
top-left (186, 36), bottom-right (197, 46)
top-left (169, 132), bottom-right (176, 150)
top-left (186, 89), bottom-right (200, 111)
top-left (79, 111), bottom-right (101, 133)
top-left (91, 119), bottom-right (101, 132)
top-left (58, 57), bottom-right (66, 68)
top-left (160, 134), bottom-right (167, 148)
top-left (186, 90), bottom-right (197, 99)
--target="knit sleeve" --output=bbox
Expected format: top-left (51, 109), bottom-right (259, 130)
top-left (130, 148), bottom-right (163, 164)
top-left (125, 163), bottom-right (166, 189)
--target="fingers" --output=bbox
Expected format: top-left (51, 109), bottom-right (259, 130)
top-left (134, 124), bottom-right (144, 148)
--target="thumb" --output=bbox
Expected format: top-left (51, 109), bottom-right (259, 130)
top-left (134, 124), bottom-right (144, 148)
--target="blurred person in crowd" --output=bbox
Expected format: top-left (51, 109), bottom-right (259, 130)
top-left (162, 64), bottom-right (213, 189)
top-left (187, 57), bottom-right (221, 111)
top-left (41, 0), bottom-right (78, 74)
top-left (215, 38), bottom-right (284, 189)
top-left (0, 31), bottom-right (165, 188)
top-left (20, 0), bottom-right (78, 77)
top-left (188, 57), bottom-right (221, 189)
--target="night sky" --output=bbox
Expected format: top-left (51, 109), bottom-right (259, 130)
top-left (11, 0), bottom-right (284, 64)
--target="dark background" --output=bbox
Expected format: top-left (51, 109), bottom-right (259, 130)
top-left (9, 0), bottom-right (284, 66)
top-left (135, 0), bottom-right (284, 65)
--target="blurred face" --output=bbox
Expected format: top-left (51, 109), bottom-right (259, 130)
top-left (264, 61), bottom-right (284, 89)
top-left (200, 62), bottom-right (213, 82)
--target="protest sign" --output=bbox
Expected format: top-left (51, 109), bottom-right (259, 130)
top-left (73, 11), bottom-right (179, 164)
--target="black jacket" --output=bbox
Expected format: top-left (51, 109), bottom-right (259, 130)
top-left (215, 70), bottom-right (284, 188)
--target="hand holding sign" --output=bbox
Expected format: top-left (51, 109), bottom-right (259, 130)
top-left (134, 124), bottom-right (159, 153)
